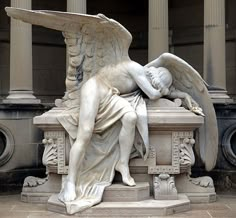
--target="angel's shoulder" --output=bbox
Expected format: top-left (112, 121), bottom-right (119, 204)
top-left (124, 61), bottom-right (144, 74)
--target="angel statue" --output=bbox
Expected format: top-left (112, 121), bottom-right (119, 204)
top-left (5, 7), bottom-right (218, 214)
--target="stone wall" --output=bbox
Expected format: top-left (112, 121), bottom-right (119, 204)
top-left (0, 104), bottom-right (50, 193)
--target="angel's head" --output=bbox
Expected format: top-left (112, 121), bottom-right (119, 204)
top-left (146, 67), bottom-right (172, 96)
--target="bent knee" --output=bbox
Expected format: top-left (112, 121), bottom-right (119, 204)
top-left (122, 111), bottom-right (137, 126)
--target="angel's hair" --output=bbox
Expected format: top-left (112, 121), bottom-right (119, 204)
top-left (146, 67), bottom-right (172, 95)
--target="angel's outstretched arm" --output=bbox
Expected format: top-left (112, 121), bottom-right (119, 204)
top-left (168, 86), bottom-right (204, 116)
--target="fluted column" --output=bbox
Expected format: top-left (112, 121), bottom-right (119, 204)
top-left (4, 0), bottom-right (40, 104)
top-left (148, 0), bottom-right (169, 62)
top-left (204, 0), bottom-right (229, 100)
top-left (67, 0), bottom-right (86, 13)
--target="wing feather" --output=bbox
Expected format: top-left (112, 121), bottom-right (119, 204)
top-left (5, 7), bottom-right (133, 106)
top-left (146, 53), bottom-right (218, 171)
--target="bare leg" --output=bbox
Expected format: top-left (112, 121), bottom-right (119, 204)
top-left (59, 78), bottom-right (101, 202)
top-left (115, 111), bottom-right (137, 186)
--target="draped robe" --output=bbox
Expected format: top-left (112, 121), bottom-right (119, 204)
top-left (57, 88), bottom-right (149, 214)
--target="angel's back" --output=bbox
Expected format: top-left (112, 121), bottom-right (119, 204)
top-left (95, 60), bottom-right (144, 95)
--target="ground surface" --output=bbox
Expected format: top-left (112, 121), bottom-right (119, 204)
top-left (0, 194), bottom-right (236, 217)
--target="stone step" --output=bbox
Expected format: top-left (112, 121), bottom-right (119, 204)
top-left (48, 194), bottom-right (190, 217)
top-left (102, 182), bottom-right (150, 202)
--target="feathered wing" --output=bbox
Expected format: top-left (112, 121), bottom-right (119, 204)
top-left (146, 53), bottom-right (218, 171)
top-left (5, 7), bottom-right (132, 104)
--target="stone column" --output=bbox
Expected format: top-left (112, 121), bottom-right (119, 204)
top-left (4, 0), bottom-right (40, 104)
top-left (67, 0), bottom-right (86, 13)
top-left (204, 0), bottom-right (229, 101)
top-left (148, 0), bottom-right (169, 62)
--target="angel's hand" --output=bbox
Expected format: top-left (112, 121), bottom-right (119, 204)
top-left (190, 106), bottom-right (205, 117)
top-left (160, 87), bottom-right (169, 96)
top-left (183, 95), bottom-right (204, 116)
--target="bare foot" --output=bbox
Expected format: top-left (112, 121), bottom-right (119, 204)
top-left (58, 180), bottom-right (76, 202)
top-left (115, 161), bottom-right (136, 186)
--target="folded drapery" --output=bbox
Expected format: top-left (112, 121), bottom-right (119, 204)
top-left (57, 89), bottom-right (149, 214)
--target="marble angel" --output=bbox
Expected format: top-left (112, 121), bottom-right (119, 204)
top-left (5, 7), bottom-right (218, 214)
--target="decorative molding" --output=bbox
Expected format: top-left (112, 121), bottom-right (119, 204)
top-left (42, 137), bottom-right (58, 167)
top-left (0, 124), bottom-right (15, 166)
top-left (148, 132), bottom-right (184, 175)
top-left (179, 136), bottom-right (195, 173)
top-left (42, 131), bottom-right (66, 174)
top-left (222, 123), bottom-right (236, 166)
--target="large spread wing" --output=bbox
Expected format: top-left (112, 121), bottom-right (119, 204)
top-left (5, 7), bottom-right (132, 106)
top-left (146, 53), bottom-right (218, 171)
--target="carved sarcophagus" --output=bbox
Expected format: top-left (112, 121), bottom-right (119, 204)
top-left (22, 98), bottom-right (216, 202)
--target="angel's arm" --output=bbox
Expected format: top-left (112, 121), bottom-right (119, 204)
top-left (127, 62), bottom-right (162, 100)
top-left (168, 86), bottom-right (204, 116)
top-left (168, 86), bottom-right (194, 107)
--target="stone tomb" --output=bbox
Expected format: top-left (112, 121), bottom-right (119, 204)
top-left (21, 98), bottom-right (216, 216)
